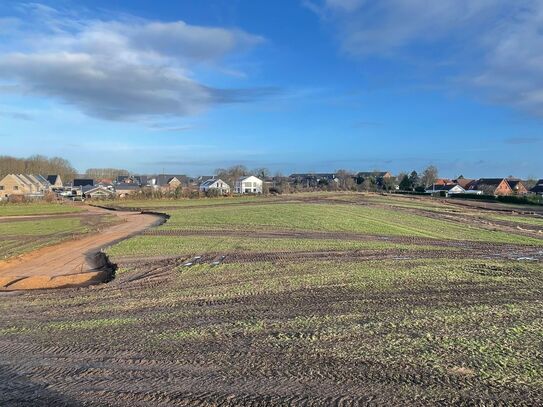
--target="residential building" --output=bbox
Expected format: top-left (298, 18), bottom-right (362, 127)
top-left (425, 184), bottom-right (466, 196)
top-left (235, 175), bottom-right (263, 194)
top-left (506, 179), bottom-right (528, 195)
top-left (356, 171), bottom-right (393, 188)
top-left (452, 178), bottom-right (476, 189)
top-left (115, 183), bottom-right (141, 197)
top-left (82, 185), bottom-right (115, 199)
top-left (73, 179), bottom-right (94, 187)
top-left (199, 178), bottom-right (230, 195)
top-left (467, 178), bottom-right (513, 196)
top-left (290, 173), bottom-right (339, 188)
top-left (0, 174), bottom-right (51, 199)
top-left (46, 175), bottom-right (63, 188)
top-left (530, 180), bottom-right (543, 196)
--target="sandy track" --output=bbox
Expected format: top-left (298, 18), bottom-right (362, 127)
top-left (0, 207), bottom-right (162, 290)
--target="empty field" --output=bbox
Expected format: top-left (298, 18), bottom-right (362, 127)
top-left (1, 193), bottom-right (542, 405)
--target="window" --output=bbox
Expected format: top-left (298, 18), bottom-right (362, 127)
top-left (0, 186), bottom-right (4, 190)
top-left (13, 186), bottom-right (18, 190)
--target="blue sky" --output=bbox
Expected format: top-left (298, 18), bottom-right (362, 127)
top-left (0, 0), bottom-right (542, 178)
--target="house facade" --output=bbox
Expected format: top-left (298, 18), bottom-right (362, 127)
top-left (199, 178), bottom-right (230, 195)
top-left (506, 179), bottom-right (528, 195)
top-left (235, 176), bottom-right (263, 194)
top-left (0, 174), bottom-right (51, 199)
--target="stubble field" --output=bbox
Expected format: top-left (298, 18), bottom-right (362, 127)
top-left (1, 193), bottom-right (543, 406)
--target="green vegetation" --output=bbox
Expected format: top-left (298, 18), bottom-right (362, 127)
top-left (0, 218), bottom-right (85, 236)
top-left (0, 203), bottom-right (82, 216)
top-left (160, 203), bottom-right (542, 245)
top-left (107, 235), bottom-right (451, 257)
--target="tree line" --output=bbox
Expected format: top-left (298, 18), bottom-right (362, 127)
top-left (0, 155), bottom-right (77, 182)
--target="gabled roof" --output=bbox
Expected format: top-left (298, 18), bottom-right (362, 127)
top-left (47, 175), bottom-right (61, 185)
top-left (453, 178), bottom-right (475, 188)
top-left (201, 178), bottom-right (229, 188)
top-left (237, 175), bottom-right (262, 182)
top-left (506, 179), bottom-right (526, 190)
top-left (155, 174), bottom-right (187, 186)
top-left (531, 182), bottom-right (543, 193)
top-left (472, 178), bottom-right (507, 187)
top-left (83, 185), bottom-right (114, 195)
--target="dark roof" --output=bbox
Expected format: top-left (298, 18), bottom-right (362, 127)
top-left (46, 175), bottom-right (60, 184)
top-left (473, 178), bottom-right (506, 186)
top-left (155, 174), bottom-right (187, 186)
top-left (531, 184), bottom-right (543, 193)
top-left (73, 179), bottom-right (94, 187)
top-left (506, 179), bottom-right (525, 189)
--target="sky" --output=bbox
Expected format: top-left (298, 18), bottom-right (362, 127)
top-left (0, 0), bottom-right (542, 178)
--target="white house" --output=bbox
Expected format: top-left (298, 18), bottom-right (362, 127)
top-left (425, 184), bottom-right (466, 196)
top-left (199, 178), bottom-right (230, 195)
top-left (235, 175), bottom-right (263, 194)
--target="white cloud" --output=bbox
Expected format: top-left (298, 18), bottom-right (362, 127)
top-left (0, 5), bottom-right (271, 121)
top-left (310, 0), bottom-right (543, 116)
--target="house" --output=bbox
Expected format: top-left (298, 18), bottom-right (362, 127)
top-left (151, 174), bottom-right (188, 190)
top-left (0, 174), bottom-right (51, 199)
top-left (506, 179), bottom-right (528, 195)
top-left (46, 175), bottom-right (63, 188)
top-left (452, 178), bottom-right (476, 189)
top-left (199, 178), bottom-right (230, 195)
top-left (73, 179), bottom-right (94, 187)
top-left (114, 183), bottom-right (141, 197)
top-left (433, 178), bottom-right (454, 186)
top-left (467, 178), bottom-right (513, 196)
top-left (530, 180), bottom-right (543, 196)
top-left (235, 175), bottom-right (263, 194)
top-left (290, 173), bottom-right (339, 188)
top-left (425, 184), bottom-right (466, 196)
top-left (356, 171), bottom-right (393, 187)
top-left (82, 185), bottom-right (115, 199)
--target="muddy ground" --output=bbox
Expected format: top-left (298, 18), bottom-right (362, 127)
top-left (1, 193), bottom-right (542, 406)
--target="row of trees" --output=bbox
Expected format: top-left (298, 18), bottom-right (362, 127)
top-left (0, 155), bottom-right (77, 182)
top-left (84, 168), bottom-right (129, 180)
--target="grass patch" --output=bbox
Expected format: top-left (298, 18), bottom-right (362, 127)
top-left (107, 235), bottom-right (450, 257)
top-left (0, 203), bottom-right (82, 216)
top-left (159, 203), bottom-right (542, 245)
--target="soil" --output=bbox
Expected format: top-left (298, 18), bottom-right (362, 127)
top-left (1, 194), bottom-right (542, 405)
top-left (0, 206), bottom-right (163, 290)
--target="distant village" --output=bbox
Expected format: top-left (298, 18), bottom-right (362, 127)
top-left (1, 170), bottom-right (543, 202)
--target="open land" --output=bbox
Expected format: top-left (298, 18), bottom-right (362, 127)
top-left (1, 193), bottom-right (542, 405)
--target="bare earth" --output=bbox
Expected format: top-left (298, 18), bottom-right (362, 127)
top-left (0, 207), bottom-right (161, 290)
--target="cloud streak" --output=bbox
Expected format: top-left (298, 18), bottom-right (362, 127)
top-left (0, 4), bottom-right (273, 121)
top-left (308, 0), bottom-right (543, 117)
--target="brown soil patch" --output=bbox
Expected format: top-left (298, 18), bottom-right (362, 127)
top-left (0, 207), bottom-right (162, 290)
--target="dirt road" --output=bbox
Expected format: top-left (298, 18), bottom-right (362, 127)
top-left (0, 207), bottom-right (162, 290)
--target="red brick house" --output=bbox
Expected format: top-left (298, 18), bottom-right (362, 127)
top-left (468, 178), bottom-right (513, 196)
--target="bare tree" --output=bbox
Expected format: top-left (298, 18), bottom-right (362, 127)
top-left (421, 165), bottom-right (439, 188)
